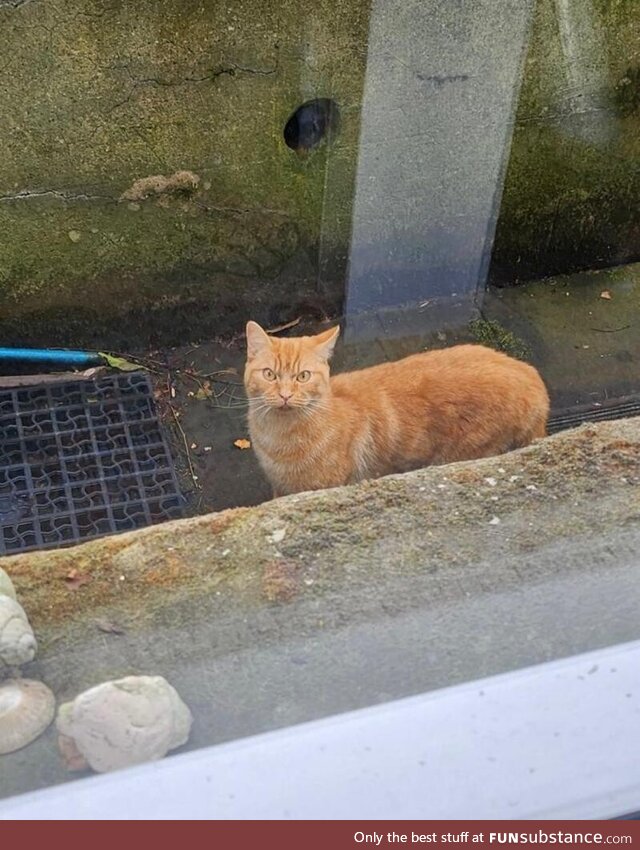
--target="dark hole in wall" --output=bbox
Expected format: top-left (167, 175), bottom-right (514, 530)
top-left (284, 98), bottom-right (340, 152)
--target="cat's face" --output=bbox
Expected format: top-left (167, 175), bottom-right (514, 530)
top-left (244, 321), bottom-right (339, 412)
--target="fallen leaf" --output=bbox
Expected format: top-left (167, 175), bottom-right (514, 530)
top-left (64, 569), bottom-right (91, 590)
top-left (234, 438), bottom-right (251, 450)
top-left (95, 618), bottom-right (125, 635)
top-left (99, 353), bottom-right (140, 372)
top-left (194, 386), bottom-right (212, 400)
top-left (266, 317), bottom-right (301, 335)
top-left (600, 290), bottom-right (612, 300)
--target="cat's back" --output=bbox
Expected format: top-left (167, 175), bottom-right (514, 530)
top-left (330, 343), bottom-right (549, 467)
top-left (331, 344), bottom-right (545, 395)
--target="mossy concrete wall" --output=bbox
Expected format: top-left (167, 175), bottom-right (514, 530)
top-left (2, 0), bottom-right (639, 348)
top-left (490, 0), bottom-right (640, 283)
top-left (0, 0), bottom-right (369, 347)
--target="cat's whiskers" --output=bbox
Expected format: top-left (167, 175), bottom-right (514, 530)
top-left (247, 399), bottom-right (274, 419)
top-left (305, 397), bottom-right (331, 413)
top-left (296, 405), bottom-right (315, 421)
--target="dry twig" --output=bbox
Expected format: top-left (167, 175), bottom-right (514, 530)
top-left (266, 316), bottom-right (301, 334)
top-left (165, 371), bottom-right (199, 489)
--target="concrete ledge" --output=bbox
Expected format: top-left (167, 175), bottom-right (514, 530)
top-left (4, 416), bottom-right (638, 632)
top-left (1, 417), bottom-right (639, 799)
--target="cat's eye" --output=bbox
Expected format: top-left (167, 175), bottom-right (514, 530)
top-left (262, 368), bottom-right (276, 381)
top-left (297, 370), bottom-right (311, 383)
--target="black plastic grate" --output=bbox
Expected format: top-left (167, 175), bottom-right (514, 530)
top-left (0, 371), bottom-right (185, 555)
top-left (548, 395), bottom-right (640, 434)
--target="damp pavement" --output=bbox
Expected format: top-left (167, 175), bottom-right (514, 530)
top-left (154, 260), bottom-right (640, 517)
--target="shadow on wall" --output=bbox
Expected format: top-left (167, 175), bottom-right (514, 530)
top-left (489, 0), bottom-right (640, 285)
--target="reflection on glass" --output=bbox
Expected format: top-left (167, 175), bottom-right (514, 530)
top-left (0, 0), bottom-right (639, 810)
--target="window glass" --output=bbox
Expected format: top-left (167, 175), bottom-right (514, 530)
top-left (0, 0), bottom-right (638, 803)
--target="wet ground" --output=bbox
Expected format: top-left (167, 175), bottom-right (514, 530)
top-left (142, 262), bottom-right (640, 518)
top-left (1, 264), bottom-right (636, 520)
top-left (0, 264), bottom-right (637, 527)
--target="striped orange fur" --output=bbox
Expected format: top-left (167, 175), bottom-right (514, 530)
top-left (244, 321), bottom-right (549, 498)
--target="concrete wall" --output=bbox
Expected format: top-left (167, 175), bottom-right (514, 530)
top-left (0, 0), bottom-right (369, 347)
top-left (490, 0), bottom-right (640, 284)
top-left (1, 0), bottom-right (638, 349)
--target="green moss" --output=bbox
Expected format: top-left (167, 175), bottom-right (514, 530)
top-left (468, 318), bottom-right (531, 360)
top-left (492, 118), bottom-right (640, 282)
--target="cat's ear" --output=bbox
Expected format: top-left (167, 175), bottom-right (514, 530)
top-left (314, 325), bottom-right (340, 361)
top-left (246, 321), bottom-right (271, 359)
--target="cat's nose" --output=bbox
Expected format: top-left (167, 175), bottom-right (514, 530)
top-left (279, 392), bottom-right (292, 404)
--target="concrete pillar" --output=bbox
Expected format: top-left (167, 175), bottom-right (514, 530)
top-left (343, 0), bottom-right (535, 341)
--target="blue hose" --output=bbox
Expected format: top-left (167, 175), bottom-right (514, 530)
top-left (0, 347), bottom-right (105, 366)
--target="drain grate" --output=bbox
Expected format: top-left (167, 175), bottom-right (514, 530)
top-left (0, 371), bottom-right (185, 555)
top-left (548, 395), bottom-right (640, 434)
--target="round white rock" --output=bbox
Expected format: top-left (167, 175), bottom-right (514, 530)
top-left (56, 675), bottom-right (193, 773)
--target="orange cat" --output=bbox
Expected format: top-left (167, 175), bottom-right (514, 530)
top-left (244, 321), bottom-right (549, 497)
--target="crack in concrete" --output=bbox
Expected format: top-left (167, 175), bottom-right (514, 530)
top-left (0, 189), bottom-right (115, 202)
top-left (105, 62), bottom-right (277, 115)
top-left (0, 190), bottom-right (290, 220)
top-left (140, 63), bottom-right (277, 86)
